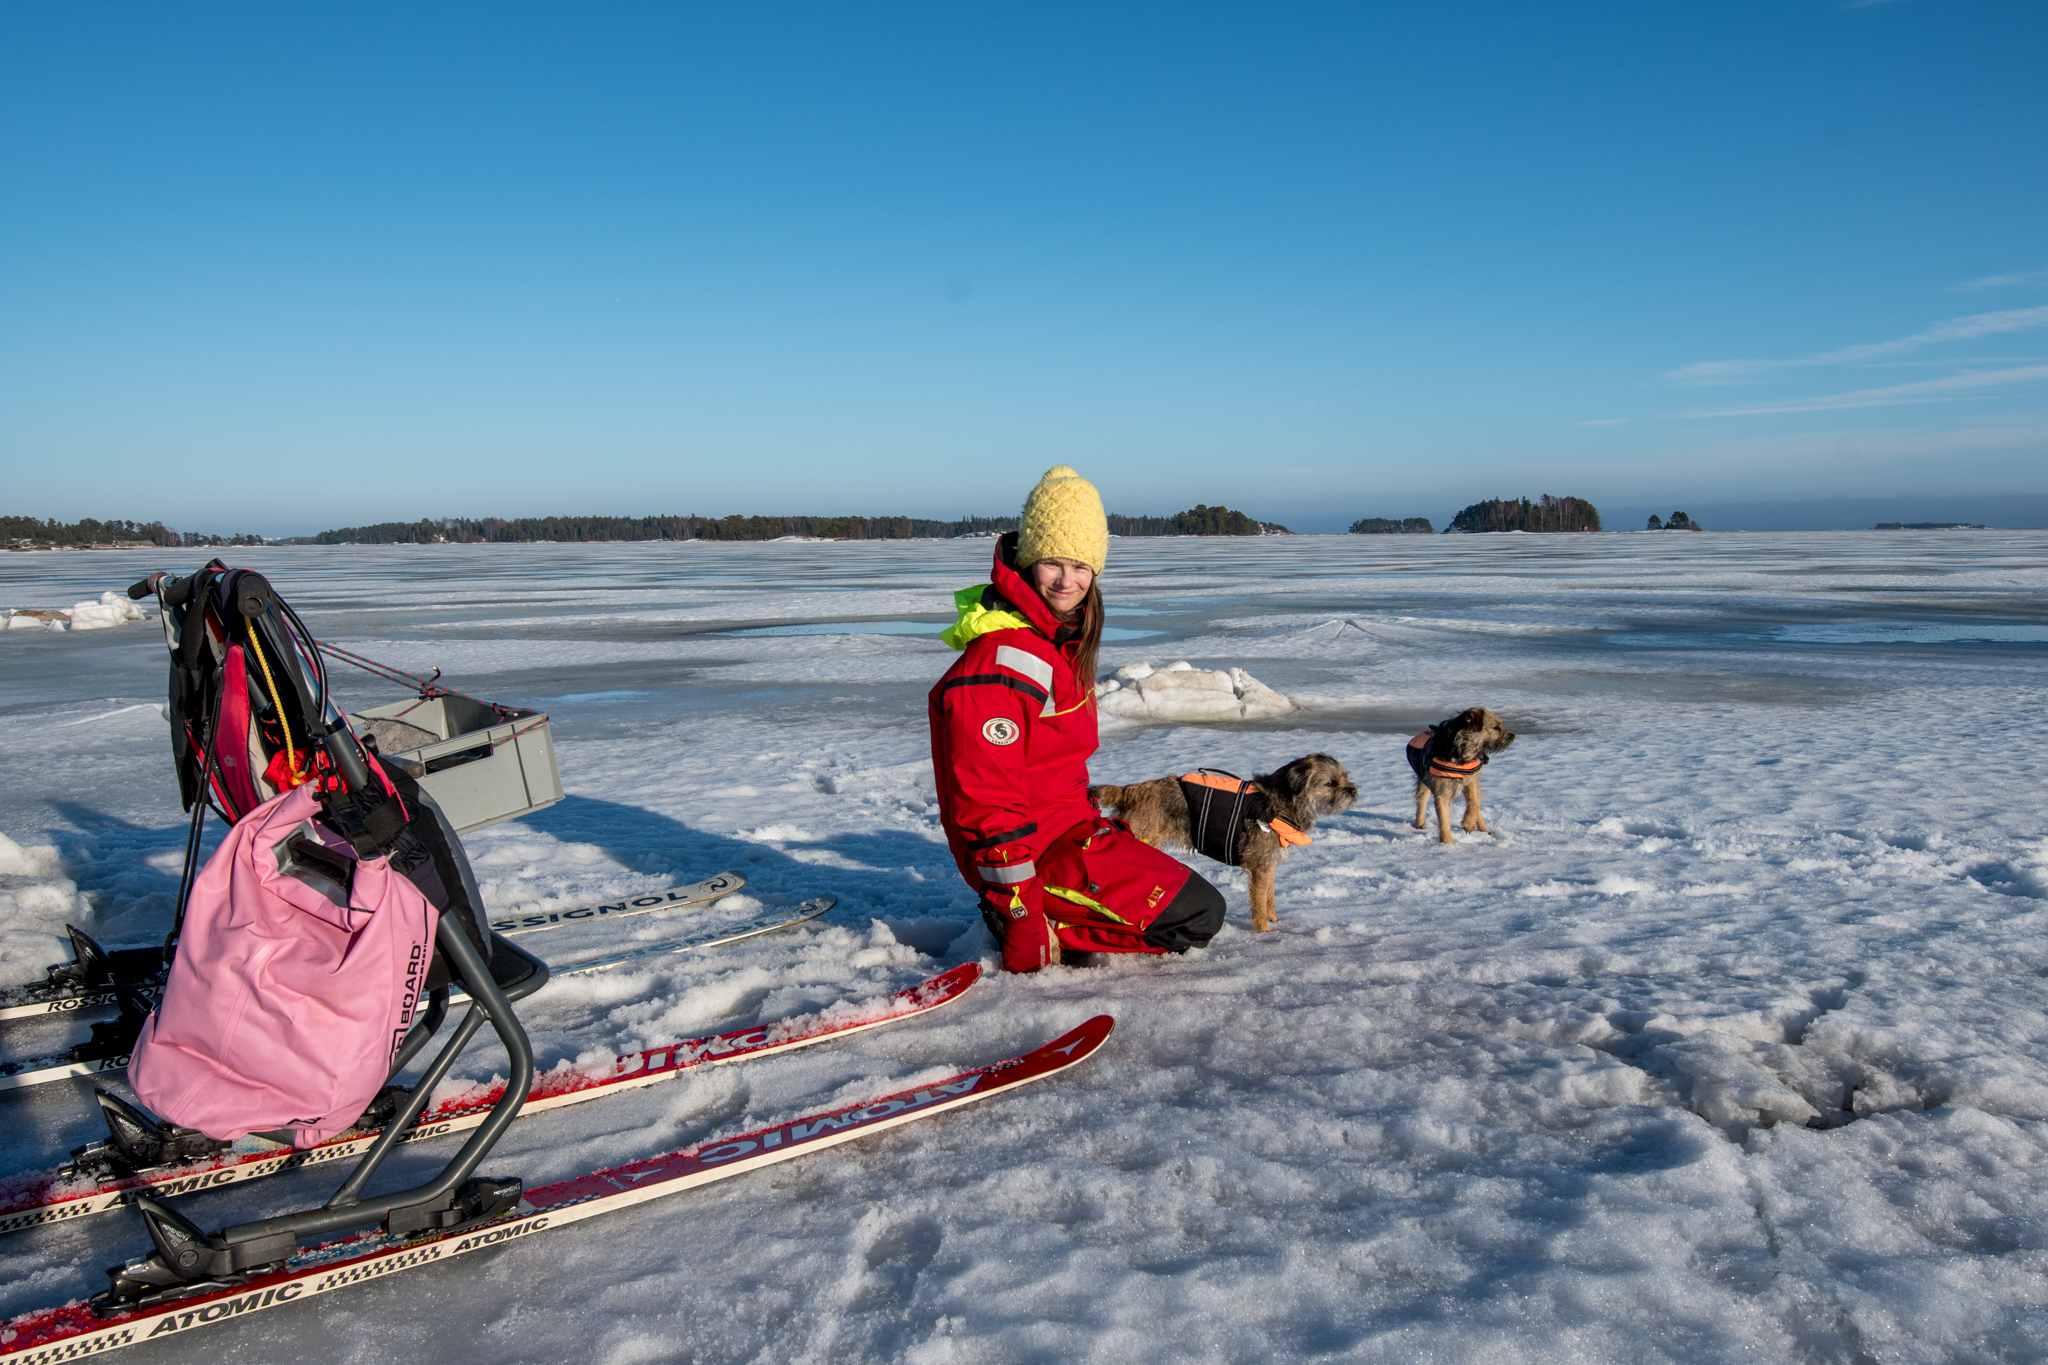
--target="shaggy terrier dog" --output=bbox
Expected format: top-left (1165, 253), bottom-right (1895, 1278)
top-left (1407, 708), bottom-right (1516, 844)
top-left (1091, 754), bottom-right (1357, 933)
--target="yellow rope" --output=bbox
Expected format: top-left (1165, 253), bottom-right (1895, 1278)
top-left (245, 632), bottom-right (305, 784)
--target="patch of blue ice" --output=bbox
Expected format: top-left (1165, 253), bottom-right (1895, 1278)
top-left (1613, 621), bottom-right (2048, 648)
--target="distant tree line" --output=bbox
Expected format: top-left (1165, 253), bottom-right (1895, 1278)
top-left (1348, 517), bottom-right (1435, 534)
top-left (305, 506), bottom-right (1288, 545)
top-left (306, 514), bottom-right (995, 544)
top-left (1646, 511), bottom-right (1704, 531)
top-left (1448, 496), bottom-right (1602, 533)
top-left (2, 516), bottom-right (264, 549)
top-left (1106, 505), bottom-right (1289, 536)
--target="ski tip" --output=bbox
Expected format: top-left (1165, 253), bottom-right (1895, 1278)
top-left (912, 962), bottom-right (981, 1003)
top-left (1007, 1014), bottom-right (1114, 1076)
top-left (930, 962), bottom-right (981, 991)
top-left (795, 894), bottom-right (837, 916)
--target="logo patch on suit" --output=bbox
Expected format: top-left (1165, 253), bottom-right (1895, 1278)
top-left (981, 718), bottom-right (1019, 746)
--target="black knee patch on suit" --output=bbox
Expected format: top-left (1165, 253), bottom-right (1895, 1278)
top-left (1143, 874), bottom-right (1226, 953)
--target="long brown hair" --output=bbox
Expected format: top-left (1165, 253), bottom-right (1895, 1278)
top-left (1065, 580), bottom-right (1103, 693)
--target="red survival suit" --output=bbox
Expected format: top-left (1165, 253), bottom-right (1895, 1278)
top-left (928, 536), bottom-right (1194, 971)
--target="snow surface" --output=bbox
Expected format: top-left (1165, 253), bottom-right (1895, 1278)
top-left (2, 533), bottom-right (2048, 1362)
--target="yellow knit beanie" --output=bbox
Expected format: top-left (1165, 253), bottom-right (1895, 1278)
top-left (1014, 465), bottom-right (1108, 574)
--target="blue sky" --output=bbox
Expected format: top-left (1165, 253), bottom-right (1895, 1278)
top-left (3, 2), bottom-right (2044, 534)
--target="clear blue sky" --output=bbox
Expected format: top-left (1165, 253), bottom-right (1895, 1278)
top-left (3, 2), bottom-right (2044, 534)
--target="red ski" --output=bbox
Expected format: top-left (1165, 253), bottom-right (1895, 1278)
top-left (0, 1011), bottom-right (1112, 1363)
top-left (0, 964), bottom-right (979, 1237)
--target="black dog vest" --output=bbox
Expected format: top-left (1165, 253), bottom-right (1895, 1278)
top-left (1177, 770), bottom-right (1310, 867)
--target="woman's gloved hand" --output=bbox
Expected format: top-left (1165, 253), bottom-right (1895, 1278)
top-left (978, 880), bottom-right (1062, 972)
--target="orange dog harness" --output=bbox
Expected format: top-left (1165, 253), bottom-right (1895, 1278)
top-left (1407, 727), bottom-right (1486, 781)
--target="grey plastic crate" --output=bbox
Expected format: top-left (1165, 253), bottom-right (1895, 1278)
top-left (350, 695), bottom-right (563, 835)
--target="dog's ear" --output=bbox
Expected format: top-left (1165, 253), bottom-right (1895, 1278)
top-left (1446, 712), bottom-right (1486, 762)
top-left (1263, 756), bottom-right (1316, 802)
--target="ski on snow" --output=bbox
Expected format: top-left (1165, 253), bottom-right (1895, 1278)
top-left (488, 871), bottom-right (745, 938)
top-left (0, 1012), bottom-right (1114, 1363)
top-left (449, 894), bottom-right (838, 1002)
top-left (0, 897), bottom-right (839, 1093)
top-left (0, 1012), bottom-right (150, 1095)
top-left (0, 964), bottom-right (980, 1238)
top-left (0, 874), bottom-right (749, 1026)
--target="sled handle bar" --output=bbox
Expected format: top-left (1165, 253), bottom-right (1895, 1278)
top-left (128, 571), bottom-right (195, 606)
top-left (130, 568), bottom-right (376, 796)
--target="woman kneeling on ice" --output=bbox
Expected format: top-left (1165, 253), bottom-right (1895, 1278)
top-left (928, 465), bottom-right (1226, 972)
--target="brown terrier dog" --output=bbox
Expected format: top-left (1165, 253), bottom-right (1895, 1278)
top-left (1090, 753), bottom-right (1357, 933)
top-left (1406, 708), bottom-right (1516, 844)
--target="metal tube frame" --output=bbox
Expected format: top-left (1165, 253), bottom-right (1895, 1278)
top-left (324, 1001), bottom-right (482, 1210)
top-left (218, 916), bottom-right (544, 1246)
top-left (124, 568), bottom-right (551, 1258)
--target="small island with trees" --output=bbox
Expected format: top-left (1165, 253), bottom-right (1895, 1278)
top-left (1345, 498), bottom-right (1606, 534)
top-left (1349, 517), bottom-right (1435, 534)
top-left (1646, 511), bottom-right (1704, 531)
top-left (1447, 495), bottom-right (1601, 533)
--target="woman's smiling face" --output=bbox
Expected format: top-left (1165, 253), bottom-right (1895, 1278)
top-left (1029, 557), bottom-right (1094, 616)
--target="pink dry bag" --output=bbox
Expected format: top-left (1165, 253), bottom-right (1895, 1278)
top-left (129, 783), bottom-right (438, 1148)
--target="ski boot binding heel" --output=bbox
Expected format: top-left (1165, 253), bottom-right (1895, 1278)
top-left (42, 925), bottom-right (165, 990)
top-left (94, 1197), bottom-right (297, 1316)
top-left (66, 1092), bottom-right (230, 1180)
top-left (43, 925), bottom-right (114, 990)
top-left (386, 1176), bottom-right (524, 1237)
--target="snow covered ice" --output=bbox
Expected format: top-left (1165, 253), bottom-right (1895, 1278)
top-left (2, 531), bottom-right (2047, 1362)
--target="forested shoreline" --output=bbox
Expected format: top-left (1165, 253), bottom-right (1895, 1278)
top-left (300, 504), bottom-right (1289, 544)
top-left (2, 517), bottom-right (264, 550)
